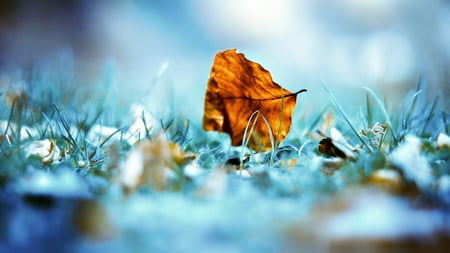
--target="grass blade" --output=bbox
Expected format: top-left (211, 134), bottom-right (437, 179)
top-left (303, 106), bottom-right (329, 138)
top-left (366, 93), bottom-right (373, 127)
top-left (420, 95), bottom-right (439, 137)
top-left (363, 86), bottom-right (398, 142)
top-left (99, 126), bottom-right (125, 148)
top-left (322, 82), bottom-right (374, 153)
top-left (5, 99), bottom-right (16, 139)
top-left (241, 110), bottom-right (276, 165)
top-left (443, 112), bottom-right (449, 135)
top-left (54, 104), bottom-right (78, 150)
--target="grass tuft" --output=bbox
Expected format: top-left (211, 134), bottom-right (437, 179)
top-left (363, 86), bottom-right (398, 143)
top-left (322, 82), bottom-right (374, 153)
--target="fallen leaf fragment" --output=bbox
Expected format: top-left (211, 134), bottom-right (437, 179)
top-left (437, 133), bottom-right (450, 149)
top-left (318, 137), bottom-right (347, 159)
top-left (203, 49), bottom-right (306, 152)
top-left (119, 133), bottom-right (195, 193)
top-left (24, 139), bottom-right (61, 164)
top-left (361, 122), bottom-right (389, 149)
top-left (318, 127), bottom-right (357, 161)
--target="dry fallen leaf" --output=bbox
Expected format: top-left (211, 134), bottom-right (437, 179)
top-left (203, 49), bottom-right (306, 152)
top-left (119, 133), bottom-right (195, 193)
top-left (24, 139), bottom-right (61, 164)
top-left (360, 122), bottom-right (389, 149)
top-left (437, 133), bottom-right (450, 149)
top-left (318, 137), bottom-right (347, 159)
top-left (317, 127), bottom-right (357, 161)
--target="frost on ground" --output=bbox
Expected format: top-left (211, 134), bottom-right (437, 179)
top-left (1, 86), bottom-right (450, 252)
top-left (389, 135), bottom-right (433, 189)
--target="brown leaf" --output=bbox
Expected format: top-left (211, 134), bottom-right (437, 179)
top-left (317, 127), bottom-right (358, 161)
top-left (203, 49), bottom-right (306, 152)
top-left (318, 137), bottom-right (347, 159)
top-left (119, 133), bottom-right (195, 193)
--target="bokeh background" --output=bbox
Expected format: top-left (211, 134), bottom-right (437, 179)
top-left (1, 0), bottom-right (449, 124)
top-left (1, 2), bottom-right (449, 252)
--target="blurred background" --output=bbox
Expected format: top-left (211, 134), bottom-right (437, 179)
top-left (0, 0), bottom-right (449, 124)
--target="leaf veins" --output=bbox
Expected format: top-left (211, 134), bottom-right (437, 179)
top-left (203, 49), bottom-right (306, 151)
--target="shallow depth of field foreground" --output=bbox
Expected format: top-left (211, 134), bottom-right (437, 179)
top-left (1, 1), bottom-right (450, 253)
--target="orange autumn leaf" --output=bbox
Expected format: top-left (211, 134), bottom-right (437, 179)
top-left (203, 49), bottom-right (307, 152)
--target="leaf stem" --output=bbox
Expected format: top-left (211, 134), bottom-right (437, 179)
top-left (221, 89), bottom-right (307, 101)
